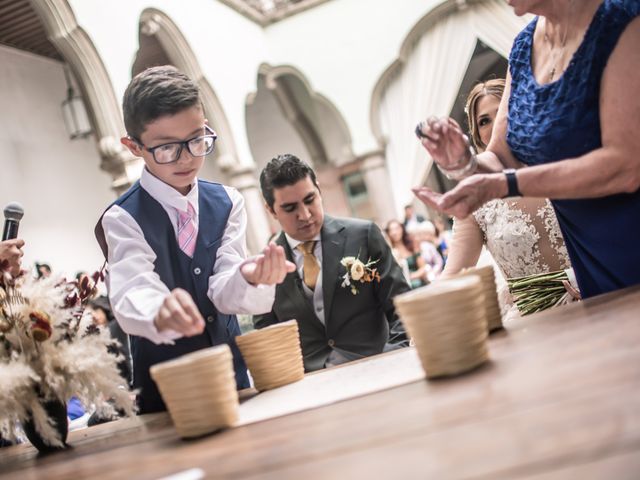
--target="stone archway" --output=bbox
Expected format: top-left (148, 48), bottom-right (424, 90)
top-left (28, 0), bottom-right (137, 194)
top-left (256, 63), bottom-right (355, 169)
top-left (136, 8), bottom-right (271, 252)
top-left (246, 63), bottom-right (369, 224)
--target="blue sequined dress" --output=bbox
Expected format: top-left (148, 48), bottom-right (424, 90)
top-left (506, 0), bottom-right (640, 298)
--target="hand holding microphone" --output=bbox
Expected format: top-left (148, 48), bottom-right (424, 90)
top-left (1, 202), bottom-right (25, 276)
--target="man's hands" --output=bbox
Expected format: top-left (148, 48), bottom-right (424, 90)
top-left (241, 243), bottom-right (296, 286)
top-left (154, 288), bottom-right (205, 336)
top-left (0, 238), bottom-right (25, 276)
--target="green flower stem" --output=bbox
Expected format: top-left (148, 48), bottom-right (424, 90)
top-left (507, 269), bottom-right (571, 316)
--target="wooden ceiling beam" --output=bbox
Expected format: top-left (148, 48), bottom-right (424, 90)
top-left (0, 16), bottom-right (42, 41)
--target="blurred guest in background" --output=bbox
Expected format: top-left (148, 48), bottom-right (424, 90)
top-left (409, 221), bottom-right (444, 282)
top-left (385, 220), bottom-right (426, 289)
top-left (433, 217), bottom-right (452, 262)
top-left (88, 296), bottom-right (131, 385)
top-left (35, 262), bottom-right (51, 279)
top-left (403, 204), bottom-right (425, 231)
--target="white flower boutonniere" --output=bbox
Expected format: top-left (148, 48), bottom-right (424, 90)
top-left (340, 255), bottom-right (381, 295)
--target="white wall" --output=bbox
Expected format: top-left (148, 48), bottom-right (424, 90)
top-left (0, 45), bottom-right (114, 278)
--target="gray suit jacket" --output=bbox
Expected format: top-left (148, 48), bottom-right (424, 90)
top-left (253, 216), bottom-right (410, 372)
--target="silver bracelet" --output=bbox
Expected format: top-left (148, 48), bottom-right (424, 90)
top-left (437, 148), bottom-right (478, 181)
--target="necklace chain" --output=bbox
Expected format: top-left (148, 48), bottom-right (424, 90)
top-left (543, 2), bottom-right (574, 82)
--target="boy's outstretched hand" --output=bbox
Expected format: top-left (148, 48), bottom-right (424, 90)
top-left (241, 243), bottom-right (296, 286)
top-left (154, 288), bottom-right (205, 336)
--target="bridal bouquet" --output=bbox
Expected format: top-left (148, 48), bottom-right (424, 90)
top-left (0, 265), bottom-right (135, 449)
top-left (507, 268), bottom-right (580, 316)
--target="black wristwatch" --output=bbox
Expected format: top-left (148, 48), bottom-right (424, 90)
top-left (503, 169), bottom-right (522, 197)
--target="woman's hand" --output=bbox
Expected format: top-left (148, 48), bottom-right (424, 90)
top-left (417, 117), bottom-right (471, 171)
top-left (413, 173), bottom-right (508, 219)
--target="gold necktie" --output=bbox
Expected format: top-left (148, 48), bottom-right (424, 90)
top-left (297, 241), bottom-right (320, 290)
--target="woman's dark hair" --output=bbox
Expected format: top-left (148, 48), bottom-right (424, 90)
top-left (89, 296), bottom-right (115, 323)
top-left (260, 154), bottom-right (319, 209)
top-left (123, 65), bottom-right (202, 141)
top-left (385, 220), bottom-right (415, 252)
top-left (35, 262), bottom-right (51, 279)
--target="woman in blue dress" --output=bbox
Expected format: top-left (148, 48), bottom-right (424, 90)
top-left (414, 0), bottom-right (640, 298)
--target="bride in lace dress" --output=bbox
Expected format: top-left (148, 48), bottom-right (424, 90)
top-left (434, 79), bottom-right (575, 321)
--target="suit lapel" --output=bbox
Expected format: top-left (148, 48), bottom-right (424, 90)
top-left (321, 216), bottom-right (347, 323)
top-left (276, 233), bottom-right (325, 330)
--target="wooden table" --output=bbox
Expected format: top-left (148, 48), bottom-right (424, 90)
top-left (2, 286), bottom-right (640, 479)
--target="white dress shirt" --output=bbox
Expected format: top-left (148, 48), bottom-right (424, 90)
top-left (102, 168), bottom-right (275, 345)
top-left (284, 232), bottom-right (352, 367)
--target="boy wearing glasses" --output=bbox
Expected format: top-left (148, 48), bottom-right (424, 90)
top-left (95, 66), bottom-right (294, 413)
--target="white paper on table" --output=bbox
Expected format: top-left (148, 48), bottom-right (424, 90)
top-left (236, 347), bottom-right (425, 426)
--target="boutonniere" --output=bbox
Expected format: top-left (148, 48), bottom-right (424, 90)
top-left (340, 255), bottom-right (381, 295)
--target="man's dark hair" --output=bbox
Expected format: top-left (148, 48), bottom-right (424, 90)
top-left (260, 154), bottom-right (319, 209)
top-left (123, 65), bottom-right (202, 140)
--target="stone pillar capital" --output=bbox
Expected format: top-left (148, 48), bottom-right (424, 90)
top-left (228, 166), bottom-right (259, 190)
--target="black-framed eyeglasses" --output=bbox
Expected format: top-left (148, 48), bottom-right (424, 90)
top-left (133, 125), bottom-right (217, 164)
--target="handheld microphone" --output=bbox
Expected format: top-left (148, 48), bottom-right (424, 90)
top-left (3, 202), bottom-right (24, 241)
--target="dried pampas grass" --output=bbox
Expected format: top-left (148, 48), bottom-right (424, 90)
top-left (0, 273), bottom-right (135, 446)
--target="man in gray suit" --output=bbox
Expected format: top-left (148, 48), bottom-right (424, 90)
top-left (254, 154), bottom-right (410, 372)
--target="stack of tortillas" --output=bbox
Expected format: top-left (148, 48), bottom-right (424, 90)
top-left (150, 344), bottom-right (238, 438)
top-left (394, 275), bottom-right (489, 378)
top-left (236, 319), bottom-right (305, 391)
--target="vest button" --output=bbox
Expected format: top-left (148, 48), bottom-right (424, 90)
top-left (207, 315), bottom-right (214, 323)
top-left (193, 267), bottom-right (202, 275)
top-left (328, 339), bottom-right (335, 347)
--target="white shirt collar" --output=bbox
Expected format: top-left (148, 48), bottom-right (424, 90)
top-left (284, 232), bottom-right (321, 252)
top-left (140, 167), bottom-right (199, 215)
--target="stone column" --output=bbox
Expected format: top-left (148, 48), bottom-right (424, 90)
top-left (359, 150), bottom-right (398, 226)
top-left (98, 136), bottom-right (143, 195)
top-left (228, 167), bottom-right (272, 254)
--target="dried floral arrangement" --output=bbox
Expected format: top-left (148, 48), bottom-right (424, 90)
top-left (0, 264), bottom-right (135, 448)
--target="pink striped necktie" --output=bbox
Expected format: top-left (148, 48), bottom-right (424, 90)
top-left (177, 203), bottom-right (198, 257)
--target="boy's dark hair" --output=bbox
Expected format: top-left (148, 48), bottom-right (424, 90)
top-left (260, 154), bottom-right (319, 209)
top-left (123, 65), bottom-right (202, 140)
